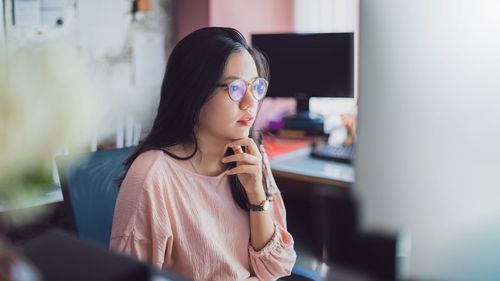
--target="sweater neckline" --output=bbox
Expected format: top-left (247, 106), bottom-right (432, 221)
top-left (160, 150), bottom-right (228, 181)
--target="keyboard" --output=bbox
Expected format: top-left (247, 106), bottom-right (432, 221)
top-left (310, 144), bottom-right (354, 163)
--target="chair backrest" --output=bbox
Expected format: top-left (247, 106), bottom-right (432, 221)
top-left (56, 147), bottom-right (136, 248)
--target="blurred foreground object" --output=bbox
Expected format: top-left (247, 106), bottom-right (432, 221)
top-left (0, 237), bottom-right (41, 281)
top-left (0, 40), bottom-right (103, 221)
top-left (17, 228), bottom-right (188, 281)
top-left (356, 0), bottom-right (500, 280)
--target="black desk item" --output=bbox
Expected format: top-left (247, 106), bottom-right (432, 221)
top-left (310, 144), bottom-right (353, 163)
top-left (17, 228), bottom-right (188, 281)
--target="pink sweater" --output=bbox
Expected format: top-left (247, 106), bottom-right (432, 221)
top-left (109, 149), bottom-right (296, 280)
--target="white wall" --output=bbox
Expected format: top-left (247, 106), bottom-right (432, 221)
top-left (2, 0), bottom-right (173, 149)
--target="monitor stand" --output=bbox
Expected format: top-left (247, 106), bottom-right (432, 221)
top-left (282, 94), bottom-right (325, 136)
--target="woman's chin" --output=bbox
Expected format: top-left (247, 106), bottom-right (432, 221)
top-left (227, 128), bottom-right (251, 140)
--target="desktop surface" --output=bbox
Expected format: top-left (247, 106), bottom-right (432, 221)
top-left (270, 147), bottom-right (354, 187)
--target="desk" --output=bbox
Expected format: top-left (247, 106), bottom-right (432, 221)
top-left (270, 147), bottom-right (354, 188)
top-left (269, 148), bottom-right (356, 277)
top-left (0, 188), bottom-right (63, 213)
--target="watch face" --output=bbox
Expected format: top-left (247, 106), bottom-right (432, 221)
top-left (262, 200), bottom-right (270, 211)
top-left (249, 200), bottom-right (271, 211)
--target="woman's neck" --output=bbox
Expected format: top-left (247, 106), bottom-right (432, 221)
top-left (186, 130), bottom-right (230, 176)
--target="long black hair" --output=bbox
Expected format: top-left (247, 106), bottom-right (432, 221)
top-left (120, 27), bottom-right (270, 211)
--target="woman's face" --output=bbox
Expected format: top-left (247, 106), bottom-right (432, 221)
top-left (197, 50), bottom-right (260, 141)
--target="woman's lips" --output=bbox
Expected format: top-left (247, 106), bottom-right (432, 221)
top-left (237, 116), bottom-right (254, 126)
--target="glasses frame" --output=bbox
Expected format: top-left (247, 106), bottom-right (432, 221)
top-left (217, 77), bottom-right (269, 102)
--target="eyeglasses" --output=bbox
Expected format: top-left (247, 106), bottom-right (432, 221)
top-left (217, 77), bottom-right (269, 102)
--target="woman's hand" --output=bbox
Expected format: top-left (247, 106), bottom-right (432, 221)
top-left (222, 137), bottom-right (265, 200)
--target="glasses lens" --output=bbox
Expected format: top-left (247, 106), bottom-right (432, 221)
top-left (252, 78), bottom-right (268, 100)
top-left (228, 79), bottom-right (246, 101)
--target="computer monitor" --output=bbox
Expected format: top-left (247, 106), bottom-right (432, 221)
top-left (251, 32), bottom-right (354, 115)
top-left (355, 1), bottom-right (500, 280)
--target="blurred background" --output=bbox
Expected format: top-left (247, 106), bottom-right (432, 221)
top-left (2, 1), bottom-right (500, 281)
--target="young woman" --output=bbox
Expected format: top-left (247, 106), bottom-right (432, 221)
top-left (110, 27), bottom-right (296, 281)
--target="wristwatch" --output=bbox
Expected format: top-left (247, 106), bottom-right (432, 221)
top-left (248, 199), bottom-right (270, 212)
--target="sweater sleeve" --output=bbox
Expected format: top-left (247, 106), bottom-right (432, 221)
top-left (248, 146), bottom-right (297, 280)
top-left (109, 159), bottom-right (174, 269)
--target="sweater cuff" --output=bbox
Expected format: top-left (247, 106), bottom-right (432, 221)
top-left (248, 224), bottom-right (281, 257)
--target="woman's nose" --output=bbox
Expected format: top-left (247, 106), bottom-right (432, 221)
top-left (239, 87), bottom-right (258, 110)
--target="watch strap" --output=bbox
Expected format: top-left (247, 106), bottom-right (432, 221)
top-left (248, 199), bottom-right (269, 211)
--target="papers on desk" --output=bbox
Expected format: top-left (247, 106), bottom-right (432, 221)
top-left (262, 137), bottom-right (310, 158)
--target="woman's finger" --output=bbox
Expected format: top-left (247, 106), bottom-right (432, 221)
top-left (228, 138), bottom-right (259, 157)
top-left (232, 144), bottom-right (244, 154)
top-left (226, 164), bottom-right (259, 175)
top-left (222, 153), bottom-right (260, 165)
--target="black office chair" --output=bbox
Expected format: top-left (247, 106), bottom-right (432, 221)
top-left (56, 147), bottom-right (136, 248)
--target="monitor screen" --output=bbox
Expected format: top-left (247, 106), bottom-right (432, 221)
top-left (251, 33), bottom-right (354, 99)
top-left (356, 1), bottom-right (500, 280)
